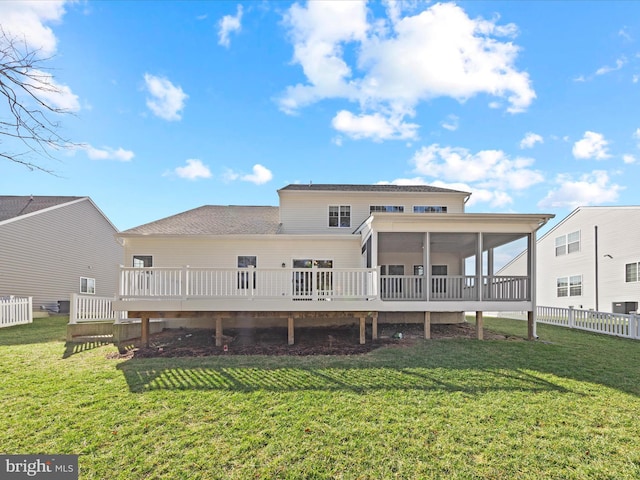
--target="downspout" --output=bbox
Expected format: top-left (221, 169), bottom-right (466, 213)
top-left (594, 225), bottom-right (599, 311)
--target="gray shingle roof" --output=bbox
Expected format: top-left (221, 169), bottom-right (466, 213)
top-left (278, 183), bottom-right (470, 194)
top-left (122, 205), bottom-right (280, 235)
top-left (0, 196), bottom-right (84, 222)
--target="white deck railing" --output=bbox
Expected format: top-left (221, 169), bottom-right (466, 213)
top-left (119, 267), bottom-right (377, 301)
top-left (0, 296), bottom-right (32, 327)
top-left (69, 293), bottom-right (124, 323)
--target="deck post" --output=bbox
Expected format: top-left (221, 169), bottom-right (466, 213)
top-left (424, 311), bottom-right (431, 339)
top-left (359, 315), bottom-right (366, 345)
top-left (141, 315), bottom-right (150, 347)
top-left (371, 312), bottom-right (378, 340)
top-left (527, 310), bottom-right (535, 340)
top-left (476, 311), bottom-right (483, 340)
top-left (215, 317), bottom-right (223, 347)
top-left (288, 315), bottom-right (294, 345)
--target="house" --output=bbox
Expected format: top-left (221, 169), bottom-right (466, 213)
top-left (499, 206), bottom-right (640, 314)
top-left (0, 196), bottom-right (122, 312)
top-left (112, 184), bottom-right (554, 345)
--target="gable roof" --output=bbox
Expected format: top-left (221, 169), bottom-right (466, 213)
top-left (278, 183), bottom-right (470, 195)
top-left (121, 205), bottom-right (281, 236)
top-left (0, 196), bottom-right (84, 223)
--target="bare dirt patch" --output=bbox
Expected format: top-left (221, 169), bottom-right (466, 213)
top-left (115, 323), bottom-right (521, 359)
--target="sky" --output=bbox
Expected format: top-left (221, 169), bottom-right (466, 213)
top-left (1, 0), bottom-right (639, 233)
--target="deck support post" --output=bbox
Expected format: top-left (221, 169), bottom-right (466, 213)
top-left (476, 311), bottom-right (484, 340)
top-left (141, 315), bottom-right (150, 348)
top-left (527, 310), bottom-right (535, 341)
top-left (359, 316), bottom-right (366, 345)
top-left (371, 312), bottom-right (378, 340)
top-left (288, 316), bottom-right (294, 345)
top-left (424, 311), bottom-right (431, 339)
top-left (215, 317), bottom-right (223, 347)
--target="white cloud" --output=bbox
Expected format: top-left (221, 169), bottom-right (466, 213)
top-left (441, 114), bottom-right (459, 131)
top-left (623, 154), bottom-right (636, 164)
top-left (280, 2), bottom-right (534, 140)
top-left (634, 128), bottom-right (640, 141)
top-left (619, 27), bottom-right (632, 42)
top-left (519, 132), bottom-right (543, 149)
top-left (143, 73), bottom-right (188, 121)
top-left (83, 144), bottom-right (134, 162)
top-left (0, 1), bottom-right (67, 56)
top-left (572, 131), bottom-right (611, 160)
top-left (32, 69), bottom-right (80, 112)
top-left (411, 144), bottom-right (544, 190)
top-left (174, 159), bottom-right (212, 180)
top-left (595, 57), bottom-right (626, 76)
top-left (241, 164), bottom-right (273, 185)
top-left (538, 171), bottom-right (623, 209)
top-left (218, 5), bottom-right (243, 48)
top-left (331, 110), bottom-right (418, 141)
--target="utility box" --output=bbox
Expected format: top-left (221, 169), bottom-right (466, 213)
top-left (58, 300), bottom-right (70, 314)
top-left (612, 301), bottom-right (638, 314)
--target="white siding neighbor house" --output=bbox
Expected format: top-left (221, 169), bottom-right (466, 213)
top-left (0, 196), bottom-right (122, 312)
top-left (113, 184), bottom-right (554, 344)
top-left (499, 206), bottom-right (640, 314)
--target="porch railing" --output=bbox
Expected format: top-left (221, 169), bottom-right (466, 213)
top-left (118, 267), bottom-right (530, 303)
top-left (69, 293), bottom-right (124, 323)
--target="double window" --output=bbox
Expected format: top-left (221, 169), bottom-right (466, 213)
top-left (414, 206), bottom-right (447, 213)
top-left (557, 275), bottom-right (582, 297)
top-left (80, 277), bottom-right (95, 294)
top-left (133, 255), bottom-right (153, 268)
top-left (329, 205), bottom-right (351, 228)
top-left (625, 262), bottom-right (640, 283)
top-left (555, 231), bottom-right (580, 256)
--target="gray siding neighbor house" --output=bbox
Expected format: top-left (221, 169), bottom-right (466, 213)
top-left (0, 196), bottom-right (122, 312)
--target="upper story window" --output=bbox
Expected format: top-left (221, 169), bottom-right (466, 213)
top-left (413, 206), bottom-right (447, 213)
top-left (557, 275), bottom-right (582, 297)
top-left (370, 205), bottom-right (404, 213)
top-left (80, 277), bottom-right (95, 294)
top-left (329, 205), bottom-right (351, 228)
top-left (626, 262), bottom-right (640, 282)
top-left (555, 230), bottom-right (580, 256)
top-left (133, 255), bottom-right (153, 268)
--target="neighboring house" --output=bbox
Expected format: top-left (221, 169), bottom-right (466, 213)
top-left (113, 184), bottom-right (554, 344)
top-left (0, 196), bottom-right (122, 312)
top-left (499, 206), bottom-right (640, 313)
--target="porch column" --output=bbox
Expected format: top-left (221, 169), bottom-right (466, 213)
top-left (423, 232), bottom-right (430, 301)
top-left (487, 248), bottom-right (494, 277)
top-left (141, 314), bottom-right (150, 347)
top-left (371, 312), bottom-right (378, 340)
top-left (476, 233), bottom-right (483, 301)
top-left (527, 311), bottom-right (535, 341)
top-left (288, 315), bottom-right (295, 345)
top-left (424, 311), bottom-right (431, 339)
top-left (215, 317), bottom-right (223, 347)
top-left (359, 315), bottom-right (366, 345)
top-left (476, 311), bottom-right (484, 340)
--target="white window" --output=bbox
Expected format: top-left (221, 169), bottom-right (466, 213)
top-left (370, 205), bottom-right (404, 213)
top-left (329, 205), bottom-right (351, 228)
top-left (133, 255), bottom-right (153, 268)
top-left (414, 206), bottom-right (447, 213)
top-left (237, 256), bottom-right (257, 289)
top-left (80, 277), bottom-right (95, 294)
top-left (555, 231), bottom-right (580, 256)
top-left (557, 275), bottom-right (582, 297)
top-left (626, 262), bottom-right (640, 282)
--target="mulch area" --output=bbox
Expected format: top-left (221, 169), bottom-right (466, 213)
top-left (114, 323), bottom-right (521, 359)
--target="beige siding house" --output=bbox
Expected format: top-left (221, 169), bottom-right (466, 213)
top-left (113, 184), bottom-right (553, 344)
top-left (0, 196), bottom-right (122, 312)
top-left (499, 206), bottom-right (640, 313)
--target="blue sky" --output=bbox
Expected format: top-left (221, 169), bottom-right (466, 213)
top-left (1, 1), bottom-right (639, 232)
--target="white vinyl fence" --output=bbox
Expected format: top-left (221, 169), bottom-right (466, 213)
top-left (69, 293), bottom-right (123, 324)
top-left (497, 306), bottom-right (639, 340)
top-left (0, 296), bottom-right (33, 327)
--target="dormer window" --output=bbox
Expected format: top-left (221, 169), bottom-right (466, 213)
top-left (329, 205), bottom-right (351, 228)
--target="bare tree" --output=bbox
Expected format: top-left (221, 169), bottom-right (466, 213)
top-left (0, 27), bottom-right (74, 174)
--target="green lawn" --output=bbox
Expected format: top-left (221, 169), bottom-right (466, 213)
top-left (2, 316), bottom-right (640, 479)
